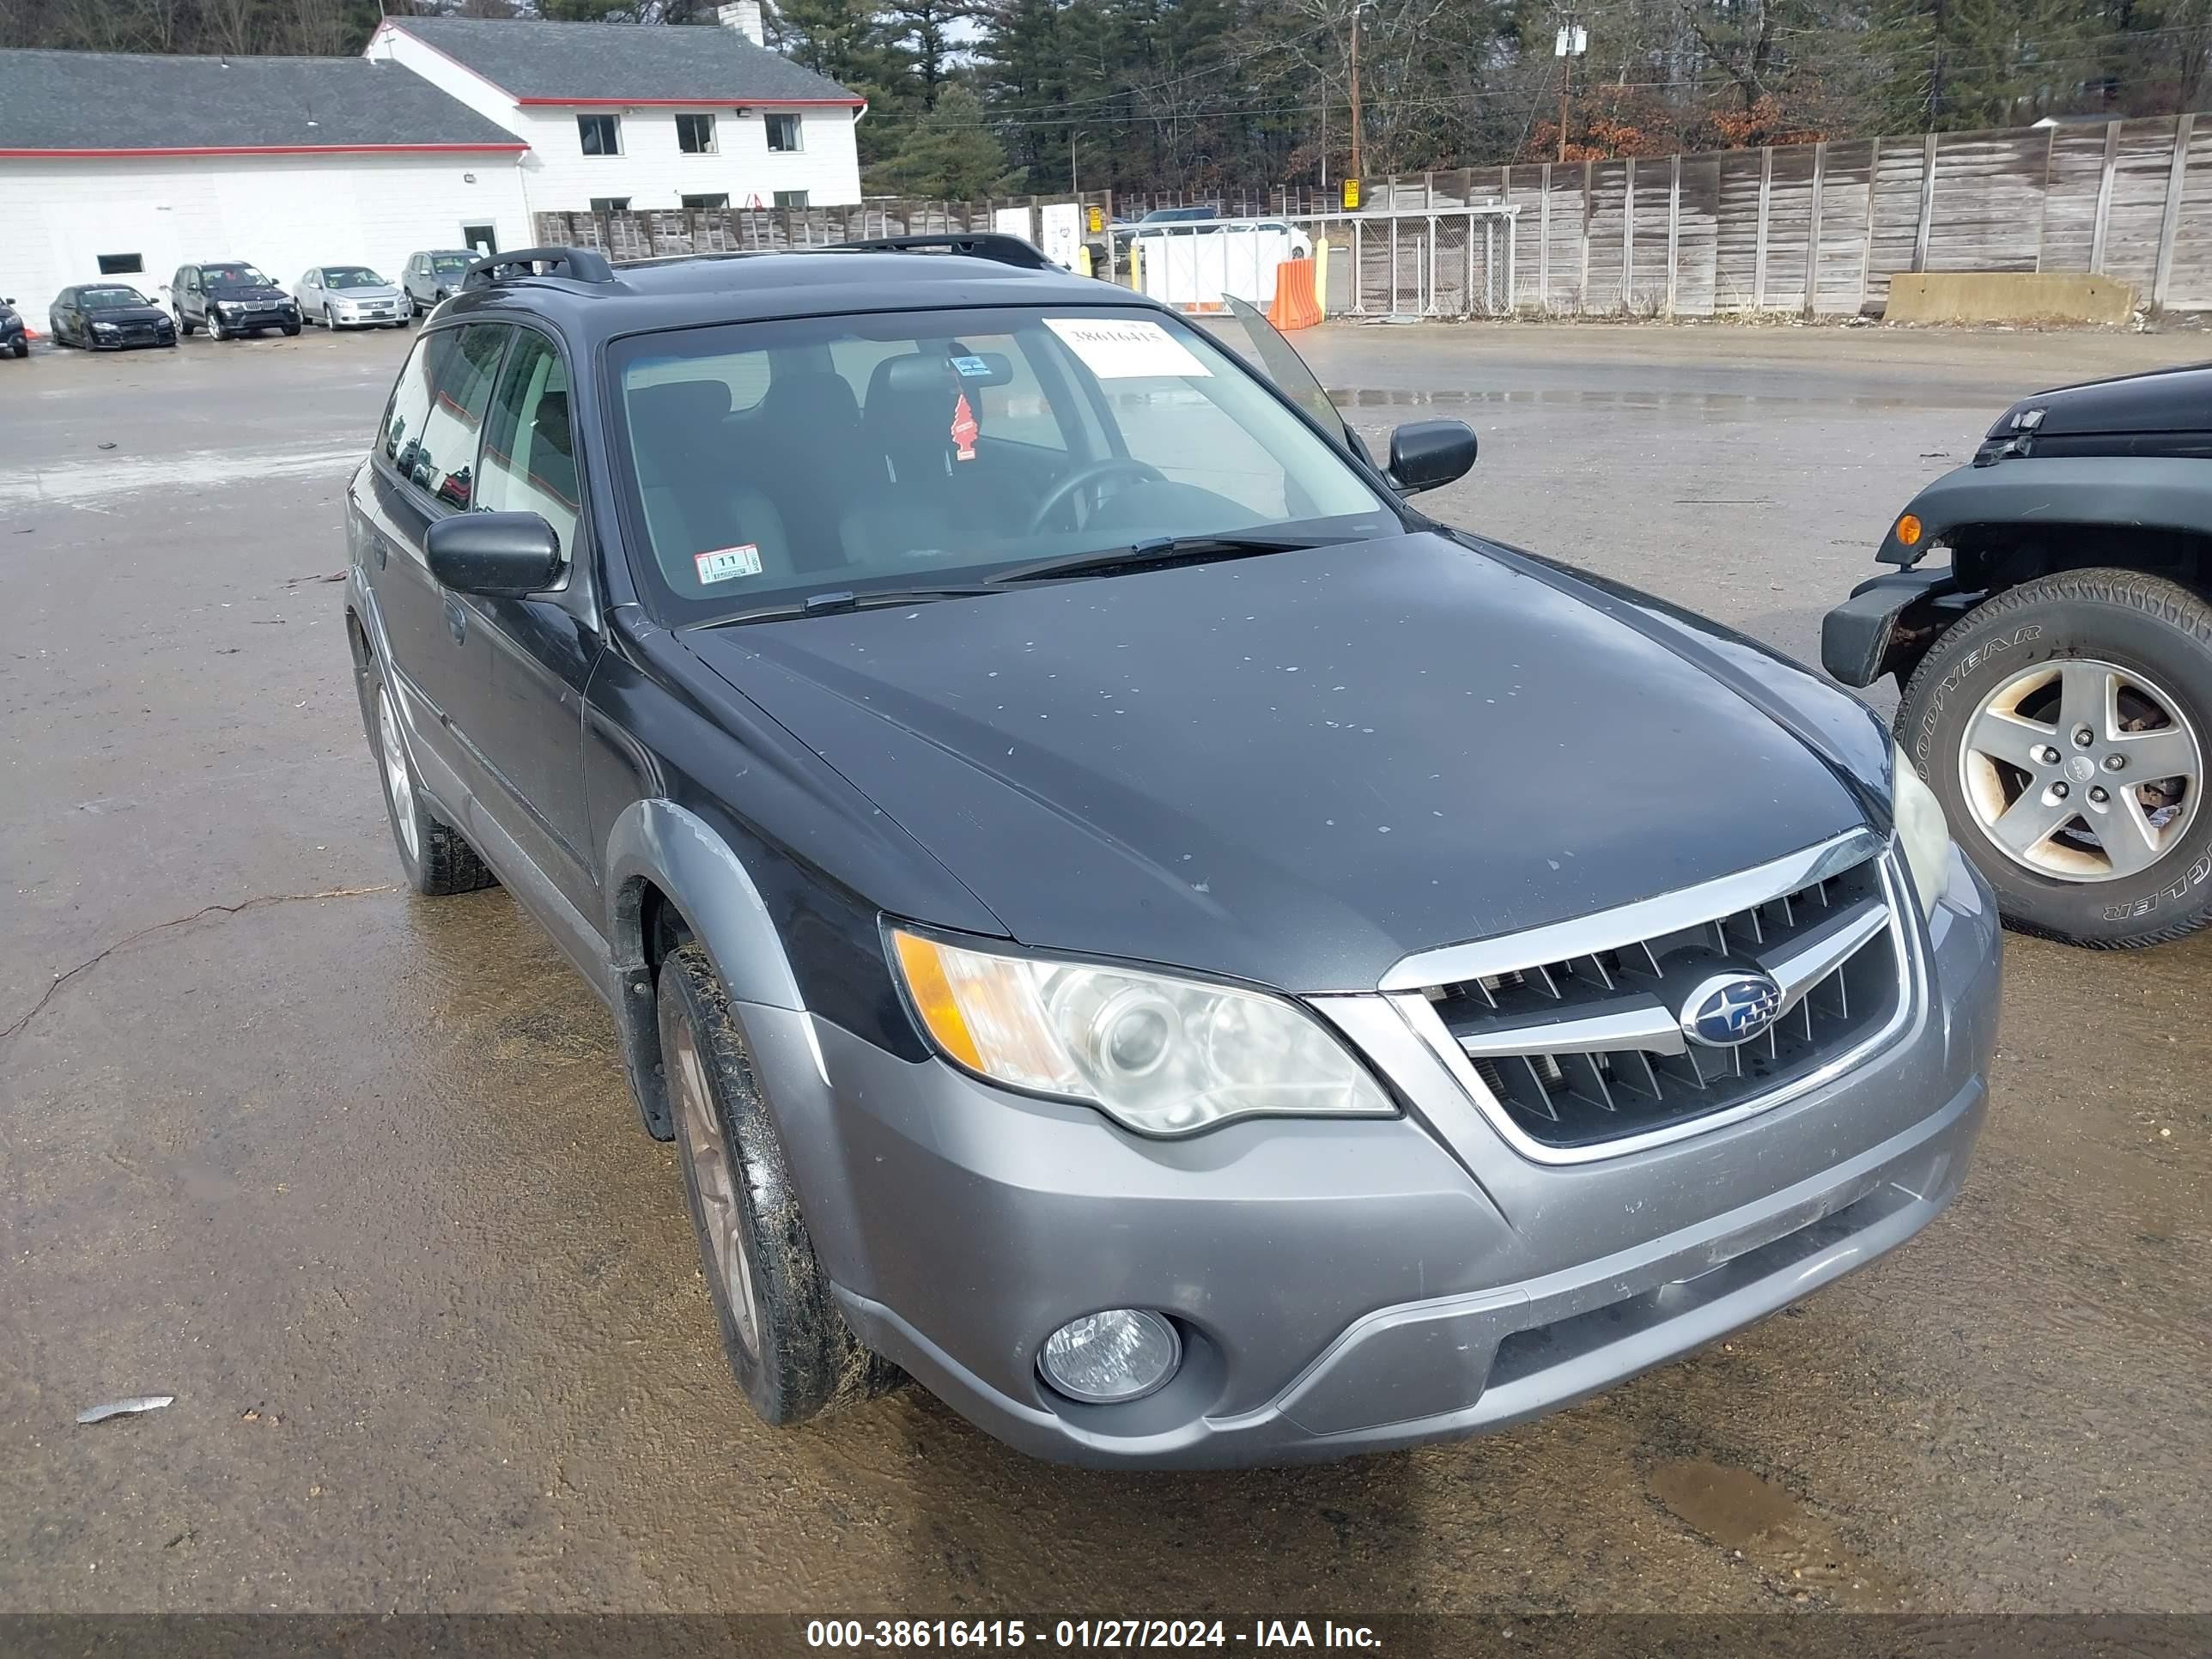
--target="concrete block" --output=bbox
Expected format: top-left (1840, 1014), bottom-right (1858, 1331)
top-left (1883, 272), bottom-right (2139, 325)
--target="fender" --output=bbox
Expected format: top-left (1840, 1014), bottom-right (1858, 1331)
top-left (1878, 456), bottom-right (2212, 566)
top-left (602, 798), bottom-right (805, 1138)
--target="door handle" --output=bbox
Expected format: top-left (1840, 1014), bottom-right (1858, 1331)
top-left (444, 596), bottom-right (468, 646)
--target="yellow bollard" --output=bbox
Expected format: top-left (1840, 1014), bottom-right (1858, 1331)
top-left (1313, 234), bottom-right (1329, 315)
top-left (1130, 240), bottom-right (1143, 295)
top-left (1078, 244), bottom-right (1093, 279)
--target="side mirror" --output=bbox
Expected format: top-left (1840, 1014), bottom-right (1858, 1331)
top-left (426, 511), bottom-right (562, 598)
top-left (1385, 420), bottom-right (1477, 495)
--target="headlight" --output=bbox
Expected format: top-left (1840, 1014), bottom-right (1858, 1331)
top-left (1893, 741), bottom-right (1954, 919)
top-left (889, 928), bottom-right (1395, 1136)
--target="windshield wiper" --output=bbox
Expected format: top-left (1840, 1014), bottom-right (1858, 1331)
top-left (689, 583), bottom-right (1004, 629)
top-left (993, 532), bottom-right (1328, 585)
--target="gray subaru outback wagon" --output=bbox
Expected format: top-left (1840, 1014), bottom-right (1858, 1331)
top-left (344, 240), bottom-right (2002, 1467)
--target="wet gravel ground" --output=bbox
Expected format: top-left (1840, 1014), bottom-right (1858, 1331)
top-left (3, 321), bottom-right (2207, 1615)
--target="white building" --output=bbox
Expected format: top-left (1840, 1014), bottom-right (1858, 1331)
top-left (0, 14), bottom-right (865, 328)
top-left (364, 8), bottom-right (866, 222)
top-left (0, 50), bottom-right (532, 327)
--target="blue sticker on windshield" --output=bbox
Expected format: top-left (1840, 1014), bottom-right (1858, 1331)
top-left (951, 355), bottom-right (992, 378)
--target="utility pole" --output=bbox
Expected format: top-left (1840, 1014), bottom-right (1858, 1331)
top-left (1554, 16), bottom-right (1587, 165)
top-left (1347, 4), bottom-right (1363, 187)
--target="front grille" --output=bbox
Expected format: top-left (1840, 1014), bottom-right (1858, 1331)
top-left (1407, 842), bottom-right (1905, 1152)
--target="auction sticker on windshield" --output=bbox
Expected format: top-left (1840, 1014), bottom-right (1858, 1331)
top-left (695, 544), bottom-right (763, 583)
top-left (1046, 317), bottom-right (1210, 380)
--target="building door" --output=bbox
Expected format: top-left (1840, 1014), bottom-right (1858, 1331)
top-left (463, 224), bottom-right (498, 257)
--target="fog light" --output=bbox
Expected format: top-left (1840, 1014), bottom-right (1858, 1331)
top-left (1038, 1310), bottom-right (1180, 1403)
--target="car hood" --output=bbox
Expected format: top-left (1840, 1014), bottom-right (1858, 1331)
top-left (682, 532), bottom-right (1872, 992)
top-left (1992, 361), bottom-right (2212, 441)
top-left (209, 286), bottom-right (289, 303)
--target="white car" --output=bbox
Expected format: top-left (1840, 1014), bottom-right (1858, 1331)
top-left (295, 266), bottom-right (410, 330)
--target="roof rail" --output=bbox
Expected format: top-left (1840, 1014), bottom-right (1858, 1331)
top-left (461, 246), bottom-right (617, 290)
top-left (836, 234), bottom-right (1057, 271)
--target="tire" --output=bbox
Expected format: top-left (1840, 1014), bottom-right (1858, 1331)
top-left (283, 321), bottom-right (301, 337)
top-left (656, 941), bottom-right (900, 1425)
top-left (1897, 568), bottom-right (2212, 948)
top-left (9, 337), bottom-right (24, 359)
top-left (177, 309), bottom-right (195, 337)
top-left (355, 647), bottom-right (497, 897)
top-left (207, 312), bottom-right (228, 342)
top-left (324, 304), bottom-right (335, 330)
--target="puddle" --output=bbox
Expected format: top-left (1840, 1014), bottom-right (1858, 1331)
top-left (1649, 1456), bottom-right (1912, 1609)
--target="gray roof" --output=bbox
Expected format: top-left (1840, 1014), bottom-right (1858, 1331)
top-left (0, 50), bottom-right (525, 152)
top-left (392, 16), bottom-right (860, 106)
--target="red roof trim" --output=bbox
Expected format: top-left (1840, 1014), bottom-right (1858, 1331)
top-left (517, 95), bottom-right (864, 108)
top-left (0, 143), bottom-right (528, 158)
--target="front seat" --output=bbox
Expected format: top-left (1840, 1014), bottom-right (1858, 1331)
top-left (625, 379), bottom-right (792, 596)
top-left (842, 355), bottom-right (980, 564)
top-left (755, 370), bottom-right (869, 574)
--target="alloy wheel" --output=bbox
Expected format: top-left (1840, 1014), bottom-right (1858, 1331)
top-left (665, 1011), bottom-right (762, 1358)
top-left (375, 684), bottom-right (421, 865)
top-left (1958, 656), bottom-right (2202, 882)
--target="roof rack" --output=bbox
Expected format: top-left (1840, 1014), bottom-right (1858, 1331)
top-left (835, 234), bottom-right (1057, 271)
top-left (461, 246), bottom-right (617, 291)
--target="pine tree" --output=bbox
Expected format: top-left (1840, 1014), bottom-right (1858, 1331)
top-left (866, 83), bottom-right (1025, 196)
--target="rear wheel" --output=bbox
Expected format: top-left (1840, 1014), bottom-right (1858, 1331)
top-left (355, 647), bottom-right (496, 897)
top-left (656, 942), bottom-right (899, 1425)
top-left (1897, 568), bottom-right (2212, 947)
top-left (176, 309), bottom-right (195, 337)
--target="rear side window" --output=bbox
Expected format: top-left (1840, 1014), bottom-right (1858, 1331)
top-left (477, 331), bottom-right (580, 560)
top-left (380, 325), bottom-right (507, 509)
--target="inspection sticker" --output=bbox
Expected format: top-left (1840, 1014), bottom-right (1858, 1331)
top-left (951, 354), bottom-right (993, 378)
top-left (1044, 317), bottom-right (1210, 380)
top-left (694, 544), bottom-right (763, 584)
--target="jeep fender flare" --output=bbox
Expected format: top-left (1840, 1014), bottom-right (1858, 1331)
top-left (1877, 456), bottom-right (2212, 567)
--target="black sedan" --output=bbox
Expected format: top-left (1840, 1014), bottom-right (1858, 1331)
top-left (48, 285), bottom-right (177, 351)
top-left (1, 295), bottom-right (27, 359)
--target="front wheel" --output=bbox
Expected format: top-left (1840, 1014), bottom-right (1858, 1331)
top-left (9, 337), bottom-right (25, 359)
top-left (282, 320), bottom-right (301, 337)
top-left (1897, 568), bottom-right (2212, 947)
top-left (207, 312), bottom-right (228, 341)
top-left (656, 942), bottom-right (899, 1425)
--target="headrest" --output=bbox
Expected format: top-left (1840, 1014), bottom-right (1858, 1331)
top-left (762, 369), bottom-right (860, 429)
top-left (628, 379), bottom-right (732, 434)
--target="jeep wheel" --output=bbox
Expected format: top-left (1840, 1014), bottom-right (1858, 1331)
top-left (656, 941), bottom-right (898, 1425)
top-left (356, 648), bottom-right (496, 896)
top-left (1897, 568), bottom-right (2212, 947)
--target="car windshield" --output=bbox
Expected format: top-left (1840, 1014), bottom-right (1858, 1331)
top-left (204, 264), bottom-right (270, 289)
top-left (324, 267), bottom-right (385, 289)
top-left (429, 255), bottom-right (474, 275)
top-left (606, 304), bottom-right (1399, 623)
top-left (80, 288), bottom-right (148, 311)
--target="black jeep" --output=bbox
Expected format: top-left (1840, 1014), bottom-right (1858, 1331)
top-left (1824, 362), bottom-right (2212, 948)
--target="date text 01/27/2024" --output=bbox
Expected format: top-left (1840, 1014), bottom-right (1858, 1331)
top-left (805, 1620), bottom-right (1383, 1650)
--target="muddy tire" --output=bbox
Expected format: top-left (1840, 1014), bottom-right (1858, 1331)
top-left (657, 942), bottom-right (899, 1425)
top-left (1897, 568), bottom-right (2212, 948)
top-left (355, 648), bottom-right (496, 897)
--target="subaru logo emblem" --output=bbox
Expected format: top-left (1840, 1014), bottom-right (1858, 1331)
top-left (1680, 971), bottom-right (1784, 1048)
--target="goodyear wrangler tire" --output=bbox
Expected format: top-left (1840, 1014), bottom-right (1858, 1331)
top-left (657, 942), bottom-right (901, 1425)
top-left (1897, 568), bottom-right (2212, 948)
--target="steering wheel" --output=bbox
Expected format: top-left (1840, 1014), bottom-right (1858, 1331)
top-left (1025, 456), bottom-right (1166, 534)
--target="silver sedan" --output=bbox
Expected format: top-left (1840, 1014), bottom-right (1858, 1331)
top-left (294, 266), bottom-right (410, 330)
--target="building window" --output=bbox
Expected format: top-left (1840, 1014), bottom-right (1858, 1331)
top-left (589, 197), bottom-right (632, 214)
top-left (774, 189), bottom-right (810, 209)
top-left (96, 252), bottom-right (143, 275)
top-left (677, 113), bottom-right (718, 155)
top-left (765, 112), bottom-right (802, 153)
top-left (578, 113), bottom-right (622, 155)
top-left (681, 193), bottom-right (730, 211)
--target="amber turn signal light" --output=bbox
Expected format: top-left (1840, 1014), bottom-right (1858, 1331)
top-left (1895, 514), bottom-right (1923, 547)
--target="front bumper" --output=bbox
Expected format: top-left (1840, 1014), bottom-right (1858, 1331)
top-left (748, 851), bottom-right (2002, 1468)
